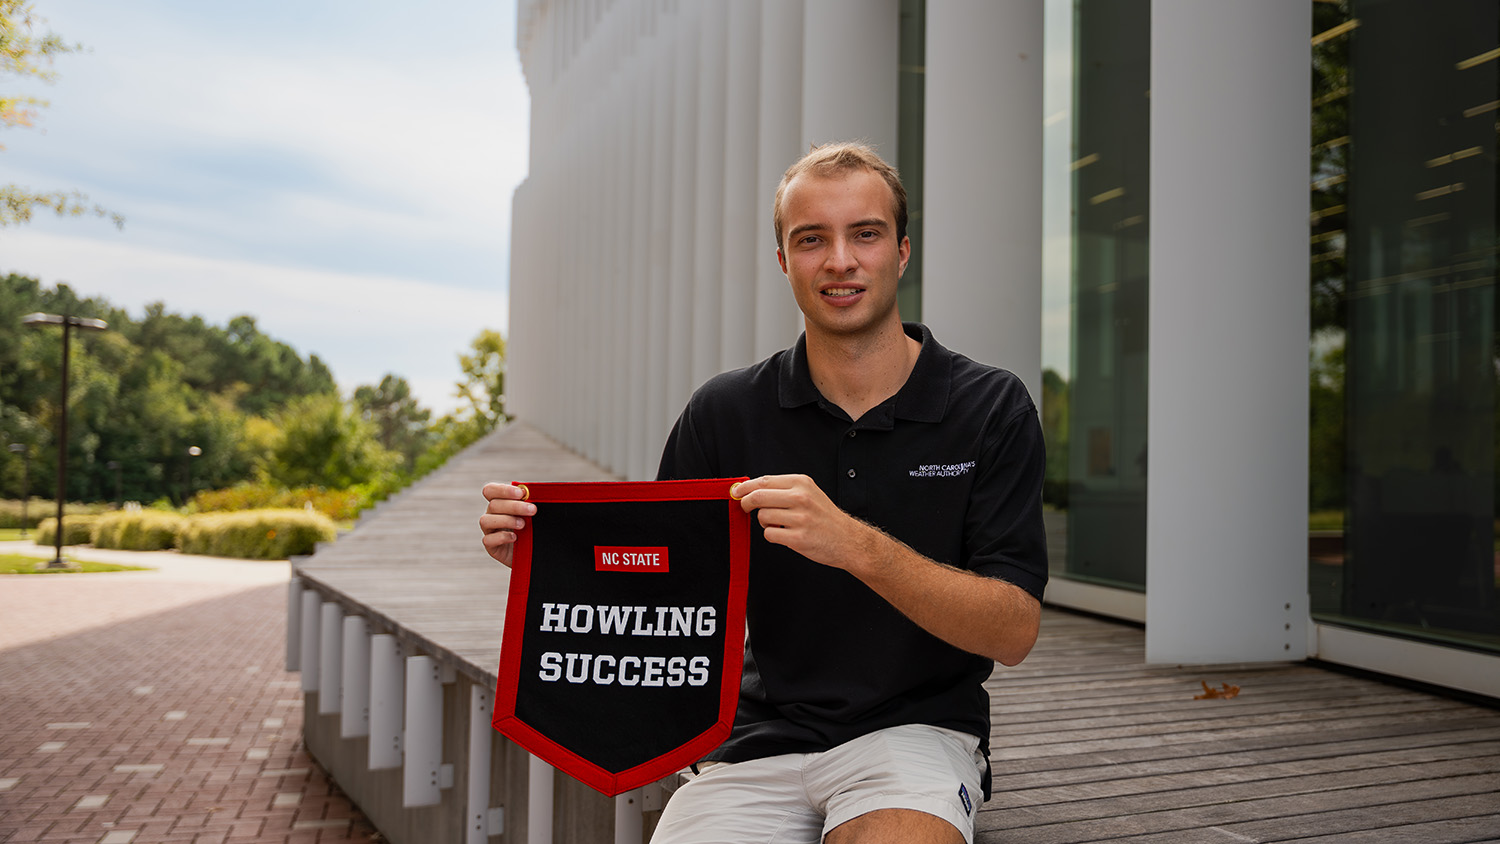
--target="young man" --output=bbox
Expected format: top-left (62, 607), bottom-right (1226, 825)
top-left (482, 142), bottom-right (1047, 843)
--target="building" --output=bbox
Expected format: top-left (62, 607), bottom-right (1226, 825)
top-left (506, 0), bottom-right (1499, 698)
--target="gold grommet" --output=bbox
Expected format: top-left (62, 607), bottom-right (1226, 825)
top-left (516, 483), bottom-right (530, 501)
top-left (729, 482), bottom-right (743, 500)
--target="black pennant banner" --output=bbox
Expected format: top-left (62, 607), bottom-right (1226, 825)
top-left (492, 478), bottom-right (750, 796)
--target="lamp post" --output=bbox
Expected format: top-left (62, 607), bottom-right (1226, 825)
top-left (24, 312), bottom-right (109, 569)
top-left (186, 446), bottom-right (202, 504)
top-left (7, 443), bottom-right (29, 538)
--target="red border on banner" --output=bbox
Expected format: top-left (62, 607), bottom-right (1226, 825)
top-left (491, 478), bottom-right (750, 797)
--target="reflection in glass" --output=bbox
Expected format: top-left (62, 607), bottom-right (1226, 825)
top-left (1310, 0), bottom-right (1500, 652)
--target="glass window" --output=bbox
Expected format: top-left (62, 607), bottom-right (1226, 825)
top-left (1309, 0), bottom-right (1500, 653)
top-left (1042, 0), bottom-right (1151, 591)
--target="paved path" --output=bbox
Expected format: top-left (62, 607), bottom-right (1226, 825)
top-left (0, 542), bottom-right (377, 843)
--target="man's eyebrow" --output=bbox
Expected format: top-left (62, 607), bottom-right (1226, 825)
top-left (786, 222), bottom-right (828, 241)
top-left (848, 217), bottom-right (891, 231)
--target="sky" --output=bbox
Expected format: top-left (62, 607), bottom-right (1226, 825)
top-left (1, 0), bottom-right (530, 414)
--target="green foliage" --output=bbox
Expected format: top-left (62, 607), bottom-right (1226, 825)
top-left (91, 510), bottom-right (184, 551)
top-left (35, 513), bottom-right (99, 545)
top-left (354, 374), bottom-right (434, 472)
top-left (177, 509), bottom-right (336, 560)
top-left (189, 483), bottom-right (368, 522)
top-left (0, 553), bottom-right (146, 574)
top-left (0, 498), bottom-right (100, 528)
top-left (1, 1), bottom-right (122, 228)
top-left (261, 394), bottom-right (399, 490)
top-left (1, 275), bottom-right (340, 504)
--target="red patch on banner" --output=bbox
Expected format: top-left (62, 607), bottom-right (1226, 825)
top-left (595, 546), bottom-right (670, 573)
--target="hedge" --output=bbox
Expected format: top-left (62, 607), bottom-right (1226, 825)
top-left (35, 515), bottom-right (102, 546)
top-left (188, 484), bottom-right (371, 522)
top-left (0, 499), bottom-right (107, 530)
top-left (177, 509), bottom-right (337, 560)
top-left (92, 510), bottom-right (186, 552)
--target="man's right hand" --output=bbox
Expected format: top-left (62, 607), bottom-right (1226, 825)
top-left (479, 482), bottom-right (536, 568)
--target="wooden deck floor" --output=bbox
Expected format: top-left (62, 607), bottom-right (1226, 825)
top-left (980, 609), bottom-right (1500, 843)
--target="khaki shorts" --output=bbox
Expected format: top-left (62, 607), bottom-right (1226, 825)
top-left (650, 724), bottom-right (985, 844)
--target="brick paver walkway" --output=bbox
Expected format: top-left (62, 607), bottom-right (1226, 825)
top-left (0, 546), bottom-right (378, 843)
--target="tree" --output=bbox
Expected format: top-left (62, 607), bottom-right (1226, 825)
top-left (353, 374), bottom-right (432, 472)
top-left (413, 329), bottom-right (510, 477)
top-left (262, 394), bottom-right (398, 490)
top-left (1, 0), bottom-right (121, 228)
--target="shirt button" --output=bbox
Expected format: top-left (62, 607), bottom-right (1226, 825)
top-left (848, 430), bottom-right (857, 438)
top-left (847, 468), bottom-right (857, 479)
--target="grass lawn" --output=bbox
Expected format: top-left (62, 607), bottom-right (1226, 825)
top-left (0, 528), bottom-right (32, 541)
top-left (0, 552), bottom-right (150, 574)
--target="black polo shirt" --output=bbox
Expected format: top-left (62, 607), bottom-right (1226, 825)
top-left (656, 322), bottom-right (1047, 790)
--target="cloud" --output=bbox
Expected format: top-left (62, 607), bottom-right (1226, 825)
top-left (1, 231), bottom-right (509, 414)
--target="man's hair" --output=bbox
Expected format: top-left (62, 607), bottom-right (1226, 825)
top-left (773, 141), bottom-right (908, 252)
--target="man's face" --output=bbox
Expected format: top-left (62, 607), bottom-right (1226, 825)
top-left (776, 168), bottom-right (911, 341)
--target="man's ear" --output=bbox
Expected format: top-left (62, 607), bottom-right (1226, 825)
top-left (897, 236), bottom-right (911, 277)
top-left (777, 247), bottom-right (788, 275)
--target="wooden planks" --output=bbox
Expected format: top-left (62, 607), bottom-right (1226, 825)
top-left (296, 423), bottom-right (1500, 842)
top-left (293, 421), bottom-right (618, 685)
top-left (979, 608), bottom-right (1500, 843)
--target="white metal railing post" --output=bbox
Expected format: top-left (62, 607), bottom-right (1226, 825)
top-left (340, 616), bottom-right (371, 737)
top-left (528, 754), bottom-right (553, 844)
top-left (403, 655), bottom-right (443, 807)
top-left (286, 578), bottom-right (302, 671)
top-left (614, 789), bottom-right (643, 844)
top-left (467, 685), bottom-right (493, 844)
top-left (318, 602), bottom-right (343, 715)
top-left (369, 634), bottom-right (403, 770)
top-left (298, 591), bottom-right (321, 693)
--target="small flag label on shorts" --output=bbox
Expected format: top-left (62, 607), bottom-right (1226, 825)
top-left (959, 783), bottom-right (972, 815)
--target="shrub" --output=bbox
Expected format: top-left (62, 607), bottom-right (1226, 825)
top-left (92, 510), bottom-right (185, 551)
top-left (0, 500), bottom-right (106, 529)
top-left (178, 509), bottom-right (337, 560)
top-left (35, 515), bottom-right (102, 546)
top-left (189, 484), bottom-right (368, 522)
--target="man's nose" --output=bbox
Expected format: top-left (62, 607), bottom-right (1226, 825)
top-left (826, 236), bottom-right (858, 273)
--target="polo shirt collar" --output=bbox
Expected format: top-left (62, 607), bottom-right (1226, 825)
top-left (778, 322), bottom-right (952, 426)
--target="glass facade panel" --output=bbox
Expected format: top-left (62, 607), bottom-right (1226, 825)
top-left (1041, 0), bottom-right (1151, 591)
top-left (1309, 0), bottom-right (1500, 653)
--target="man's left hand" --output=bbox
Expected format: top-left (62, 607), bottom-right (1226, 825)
top-left (732, 474), bottom-right (876, 573)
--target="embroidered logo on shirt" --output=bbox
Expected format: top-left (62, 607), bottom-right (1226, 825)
top-left (908, 460), bottom-right (976, 478)
top-left (959, 783), bottom-right (972, 815)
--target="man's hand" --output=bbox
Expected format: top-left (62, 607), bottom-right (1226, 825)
top-left (731, 474), bottom-right (876, 573)
top-left (479, 482), bottom-right (536, 568)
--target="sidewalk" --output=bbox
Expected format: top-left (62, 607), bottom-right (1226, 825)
top-left (0, 542), bottom-right (378, 843)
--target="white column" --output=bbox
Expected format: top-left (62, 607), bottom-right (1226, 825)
top-left (317, 602), bottom-right (343, 715)
top-left (754, 0), bottom-right (806, 359)
top-left (1145, 0), bottom-right (1310, 664)
top-left (642, 7), bottom-right (674, 481)
top-left (403, 655), bottom-right (443, 807)
top-left (298, 591), bottom-right (320, 693)
top-left (467, 685), bottom-right (493, 844)
top-left (369, 633), bottom-right (404, 770)
top-left (720, 0), bottom-right (762, 370)
top-left (666, 4), bottom-right (701, 416)
top-left (340, 616), bottom-right (371, 738)
top-left (691, 0), bottom-right (729, 388)
top-left (800, 0), bottom-right (900, 159)
top-left (922, 0), bottom-right (1043, 400)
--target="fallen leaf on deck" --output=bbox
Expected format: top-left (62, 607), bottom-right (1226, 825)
top-left (1194, 680), bottom-right (1240, 700)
